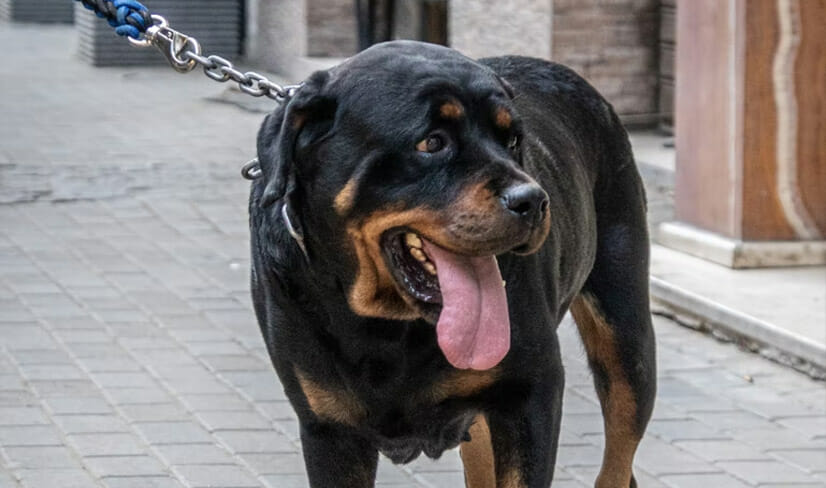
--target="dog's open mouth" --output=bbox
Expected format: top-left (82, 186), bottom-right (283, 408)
top-left (383, 231), bottom-right (443, 306)
top-left (381, 229), bottom-right (511, 370)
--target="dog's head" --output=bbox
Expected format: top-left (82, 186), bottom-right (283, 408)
top-left (256, 41), bottom-right (550, 369)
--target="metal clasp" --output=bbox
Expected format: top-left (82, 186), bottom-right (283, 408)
top-left (128, 14), bottom-right (200, 73)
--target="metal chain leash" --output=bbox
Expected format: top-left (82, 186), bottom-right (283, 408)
top-left (128, 15), bottom-right (302, 103)
top-left (75, 0), bottom-right (300, 180)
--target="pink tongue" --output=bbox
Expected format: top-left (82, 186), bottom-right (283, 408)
top-left (422, 241), bottom-right (510, 370)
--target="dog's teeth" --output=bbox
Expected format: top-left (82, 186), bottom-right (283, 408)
top-left (423, 262), bottom-right (437, 275)
top-left (410, 248), bottom-right (427, 262)
top-left (502, 280), bottom-right (506, 288)
top-left (405, 233), bottom-right (422, 249)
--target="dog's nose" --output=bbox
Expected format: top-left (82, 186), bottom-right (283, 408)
top-left (501, 183), bottom-right (549, 225)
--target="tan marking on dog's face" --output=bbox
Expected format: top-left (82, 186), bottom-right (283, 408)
top-left (460, 414), bottom-right (496, 488)
top-left (295, 368), bottom-right (366, 427)
top-left (569, 294), bottom-right (640, 488)
top-left (344, 183), bottom-right (503, 320)
top-left (448, 181), bottom-right (550, 254)
top-left (344, 179), bottom-right (549, 320)
top-left (346, 206), bottom-right (449, 319)
top-left (440, 100), bottom-right (464, 120)
top-left (494, 107), bottom-right (512, 130)
top-left (443, 182), bottom-right (509, 248)
top-left (455, 182), bottom-right (500, 213)
top-left (334, 179), bottom-right (357, 216)
top-left (425, 367), bottom-right (499, 403)
top-left (291, 112), bottom-right (308, 130)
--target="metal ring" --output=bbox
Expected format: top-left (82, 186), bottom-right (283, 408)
top-left (241, 158), bottom-right (263, 180)
top-left (264, 91), bottom-right (285, 102)
top-left (286, 84), bottom-right (303, 97)
top-left (221, 66), bottom-right (249, 86)
top-left (167, 34), bottom-right (200, 73)
top-left (265, 83), bottom-right (301, 102)
top-left (126, 14), bottom-right (167, 48)
top-left (183, 51), bottom-right (215, 70)
top-left (240, 72), bottom-right (269, 97)
top-left (204, 56), bottom-right (232, 82)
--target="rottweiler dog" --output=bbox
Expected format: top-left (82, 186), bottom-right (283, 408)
top-left (249, 41), bottom-right (656, 488)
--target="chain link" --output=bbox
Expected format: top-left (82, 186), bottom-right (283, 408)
top-left (131, 15), bottom-right (302, 103)
top-left (123, 12), bottom-right (301, 179)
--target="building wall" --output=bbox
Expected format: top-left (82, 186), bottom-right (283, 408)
top-left (248, 0), bottom-right (661, 123)
top-left (308, 0), bottom-right (357, 57)
top-left (449, 0), bottom-right (553, 60)
top-left (449, 0), bottom-right (660, 123)
top-left (552, 0), bottom-right (660, 123)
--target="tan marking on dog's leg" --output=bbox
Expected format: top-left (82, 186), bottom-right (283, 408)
top-left (295, 368), bottom-right (366, 427)
top-left (570, 295), bottom-right (639, 488)
top-left (440, 100), bottom-right (465, 119)
top-left (346, 206), bottom-right (447, 319)
top-left (494, 107), bottom-right (512, 130)
top-left (334, 179), bottom-right (357, 215)
top-left (425, 368), bottom-right (499, 403)
top-left (499, 466), bottom-right (524, 488)
top-left (460, 415), bottom-right (496, 488)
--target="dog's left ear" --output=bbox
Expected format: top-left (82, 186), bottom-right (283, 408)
top-left (258, 71), bottom-right (336, 208)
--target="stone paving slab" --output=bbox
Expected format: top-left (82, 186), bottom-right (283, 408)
top-left (1, 22), bottom-right (825, 488)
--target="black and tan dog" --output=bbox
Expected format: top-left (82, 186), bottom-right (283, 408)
top-left (249, 41), bottom-right (656, 488)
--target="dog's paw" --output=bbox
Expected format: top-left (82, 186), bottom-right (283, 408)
top-left (594, 473), bottom-right (638, 488)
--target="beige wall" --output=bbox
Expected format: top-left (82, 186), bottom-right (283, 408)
top-left (248, 0), bottom-right (661, 122)
top-left (552, 0), bottom-right (659, 122)
top-left (449, 0), bottom-right (553, 60)
top-left (449, 0), bottom-right (660, 123)
top-left (308, 0), bottom-right (357, 57)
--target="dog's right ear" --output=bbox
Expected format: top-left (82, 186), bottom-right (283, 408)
top-left (257, 71), bottom-right (336, 208)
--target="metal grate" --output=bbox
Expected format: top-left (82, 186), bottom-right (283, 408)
top-left (74, 0), bottom-right (241, 67)
top-left (0, 0), bottom-right (74, 23)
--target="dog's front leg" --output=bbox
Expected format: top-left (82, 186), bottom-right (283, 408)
top-left (462, 366), bottom-right (564, 488)
top-left (301, 422), bottom-right (378, 488)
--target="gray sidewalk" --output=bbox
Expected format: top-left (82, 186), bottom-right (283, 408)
top-left (1, 23), bottom-right (825, 488)
top-left (628, 134), bottom-right (826, 377)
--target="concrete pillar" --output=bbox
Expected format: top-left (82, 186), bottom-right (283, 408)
top-left (247, 0), bottom-right (358, 80)
top-left (449, 0), bottom-right (552, 60)
top-left (660, 0), bottom-right (826, 267)
top-left (248, 0), bottom-right (308, 77)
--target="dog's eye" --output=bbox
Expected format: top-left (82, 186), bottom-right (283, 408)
top-left (416, 133), bottom-right (446, 154)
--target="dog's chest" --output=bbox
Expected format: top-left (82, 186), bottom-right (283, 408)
top-left (344, 363), bottom-right (497, 464)
top-left (359, 394), bottom-right (478, 464)
top-left (318, 324), bottom-right (499, 462)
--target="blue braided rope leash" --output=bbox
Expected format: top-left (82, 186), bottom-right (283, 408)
top-left (77, 0), bottom-right (152, 39)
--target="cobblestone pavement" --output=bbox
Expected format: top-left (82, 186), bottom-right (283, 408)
top-left (1, 23), bottom-right (825, 488)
